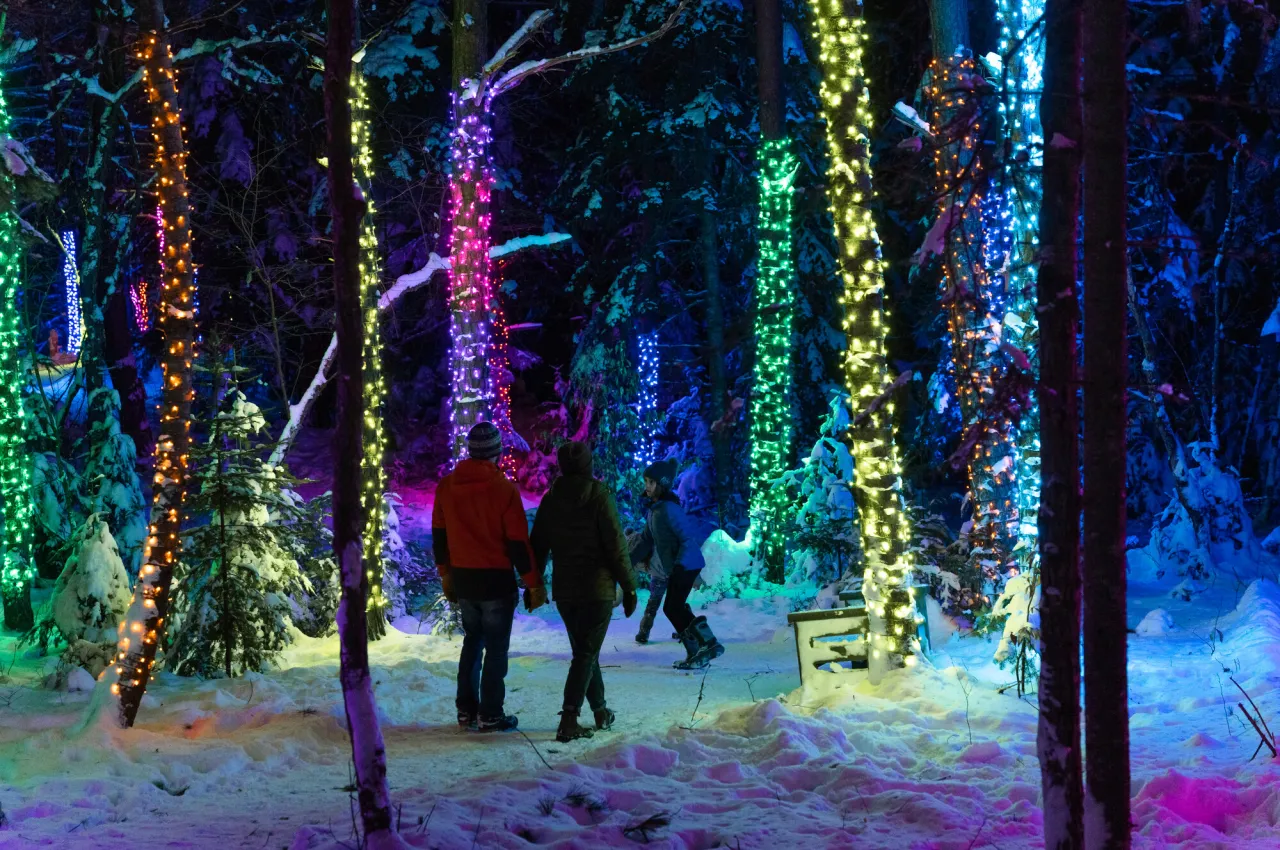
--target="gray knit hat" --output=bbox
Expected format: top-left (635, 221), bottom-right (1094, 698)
top-left (557, 441), bottom-right (593, 476)
top-left (466, 422), bottom-right (503, 461)
top-left (643, 459), bottom-right (678, 490)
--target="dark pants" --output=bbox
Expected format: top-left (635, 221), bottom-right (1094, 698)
top-left (664, 568), bottom-right (701, 634)
top-left (558, 600), bottom-right (613, 714)
top-left (456, 592), bottom-right (517, 719)
top-left (642, 575), bottom-right (667, 625)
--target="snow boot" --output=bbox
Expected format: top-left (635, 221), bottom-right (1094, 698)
top-left (593, 707), bottom-right (616, 731)
top-left (476, 714), bottom-right (519, 733)
top-left (673, 624), bottom-right (701, 669)
top-left (635, 612), bottom-right (655, 645)
top-left (555, 710), bottom-right (596, 743)
top-left (675, 617), bottom-right (725, 670)
top-left (457, 711), bottom-right (477, 730)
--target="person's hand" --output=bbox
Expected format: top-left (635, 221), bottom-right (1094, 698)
top-left (440, 572), bottom-right (457, 605)
top-left (623, 589), bottom-right (638, 618)
top-left (525, 585), bottom-right (548, 612)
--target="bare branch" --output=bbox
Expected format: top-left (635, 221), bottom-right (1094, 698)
top-left (488, 1), bottom-right (689, 100)
top-left (483, 10), bottom-right (554, 77)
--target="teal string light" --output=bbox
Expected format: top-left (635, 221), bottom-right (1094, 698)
top-left (748, 138), bottom-right (798, 575)
top-left (0, 70), bottom-right (35, 623)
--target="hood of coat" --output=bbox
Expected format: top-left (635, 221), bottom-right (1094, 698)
top-left (449, 458), bottom-right (506, 493)
top-left (549, 473), bottom-right (599, 508)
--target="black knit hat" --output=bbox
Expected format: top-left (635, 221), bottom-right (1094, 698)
top-left (466, 422), bottom-right (503, 461)
top-left (557, 441), bottom-right (593, 476)
top-left (643, 459), bottom-right (678, 490)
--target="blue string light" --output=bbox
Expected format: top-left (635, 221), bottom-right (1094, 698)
top-left (634, 331), bottom-right (660, 467)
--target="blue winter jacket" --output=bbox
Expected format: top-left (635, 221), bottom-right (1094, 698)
top-left (629, 495), bottom-right (705, 577)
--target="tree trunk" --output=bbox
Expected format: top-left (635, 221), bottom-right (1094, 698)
top-left (327, 1), bottom-right (402, 846)
top-left (748, 0), bottom-right (793, 579)
top-left (1035, 0), bottom-right (1084, 845)
top-left (699, 139), bottom-right (730, 523)
top-left (808, 3), bottom-right (916, 678)
top-left (1081, 0), bottom-right (1131, 841)
top-left (112, 0), bottom-right (199, 728)
top-left (930, 0), bottom-right (970, 58)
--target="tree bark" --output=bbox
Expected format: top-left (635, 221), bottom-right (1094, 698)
top-left (327, 1), bottom-right (402, 847)
top-left (1035, 0), bottom-right (1084, 845)
top-left (1081, 0), bottom-right (1131, 841)
top-left (755, 0), bottom-right (784, 142)
top-left (112, 0), bottom-right (199, 728)
top-left (699, 148), bottom-right (730, 523)
top-left (930, 0), bottom-right (970, 59)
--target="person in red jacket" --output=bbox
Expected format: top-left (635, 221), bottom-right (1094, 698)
top-left (432, 422), bottom-right (547, 733)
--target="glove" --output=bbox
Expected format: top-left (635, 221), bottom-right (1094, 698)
top-left (524, 585), bottom-right (548, 612)
top-left (622, 589), bottom-right (638, 618)
top-left (440, 572), bottom-right (457, 605)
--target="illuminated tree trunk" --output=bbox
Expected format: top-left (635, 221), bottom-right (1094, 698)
top-left (1035, 0), bottom-right (1084, 843)
top-left (326, 2), bottom-right (403, 847)
top-left (0, 70), bottom-right (35, 632)
top-left (1081, 0), bottom-right (1131, 840)
top-left (111, 0), bottom-right (199, 727)
top-left (352, 70), bottom-right (389, 639)
top-left (808, 0), bottom-right (916, 680)
top-left (929, 0), bottom-right (1020, 586)
top-left (748, 0), bottom-right (797, 580)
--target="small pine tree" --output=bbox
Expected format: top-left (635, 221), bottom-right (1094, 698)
top-left (25, 394), bottom-right (81, 580)
top-left (282, 489), bottom-right (340, 638)
top-left (84, 389), bottom-right (147, 576)
top-left (168, 390), bottom-right (309, 678)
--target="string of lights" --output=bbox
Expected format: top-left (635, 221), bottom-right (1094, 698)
top-left (996, 0), bottom-right (1045, 573)
top-left (748, 138), bottom-right (797, 575)
top-left (351, 70), bottom-right (389, 637)
top-left (62, 230), bottom-right (83, 356)
top-left (113, 31), bottom-right (199, 728)
top-left (634, 331), bottom-right (660, 467)
top-left (809, 0), bottom-right (918, 671)
top-left (0, 69), bottom-right (35, 630)
top-left (929, 55), bottom-right (1019, 584)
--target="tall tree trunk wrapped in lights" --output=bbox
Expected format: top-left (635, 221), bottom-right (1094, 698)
top-left (1035, 0), bottom-right (1084, 843)
top-left (1081, 0), bottom-right (1131, 840)
top-left (928, 39), bottom-right (1020, 591)
top-left (0, 68), bottom-right (35, 633)
top-left (326, 2), bottom-right (403, 846)
top-left (808, 0), bottom-right (917, 681)
top-left (352, 69), bottom-right (389, 639)
top-left (748, 0), bottom-right (797, 580)
top-left (111, 1), bottom-right (199, 727)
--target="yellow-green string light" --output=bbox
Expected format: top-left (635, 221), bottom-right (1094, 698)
top-left (352, 70), bottom-right (389, 632)
top-left (809, 0), bottom-right (918, 667)
top-left (748, 138), bottom-right (798, 575)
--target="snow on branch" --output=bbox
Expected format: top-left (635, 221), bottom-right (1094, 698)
top-left (484, 10), bottom-right (555, 77)
top-left (270, 233), bottom-right (571, 465)
top-left (488, 1), bottom-right (689, 99)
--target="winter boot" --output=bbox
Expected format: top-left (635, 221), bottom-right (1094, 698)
top-left (675, 616), bottom-right (725, 670)
top-left (673, 624), bottom-right (701, 669)
top-left (457, 711), bottom-right (477, 730)
top-left (635, 612), bottom-right (655, 645)
top-left (476, 714), bottom-right (519, 733)
top-left (555, 710), bottom-right (596, 743)
top-left (593, 707), bottom-right (616, 731)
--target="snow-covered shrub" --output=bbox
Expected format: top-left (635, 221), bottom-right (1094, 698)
top-left (25, 394), bottom-right (81, 580)
top-left (281, 490), bottom-right (339, 638)
top-left (168, 391), bottom-right (309, 677)
top-left (987, 573), bottom-right (1040, 694)
top-left (911, 508), bottom-right (987, 622)
top-left (85, 388), bottom-right (147, 576)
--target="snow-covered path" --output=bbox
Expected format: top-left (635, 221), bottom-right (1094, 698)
top-left (2, 579), bottom-right (1280, 849)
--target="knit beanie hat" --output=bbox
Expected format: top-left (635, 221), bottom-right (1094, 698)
top-left (557, 441), bottom-right (593, 476)
top-left (643, 458), bottom-right (678, 490)
top-left (466, 421), bottom-right (503, 461)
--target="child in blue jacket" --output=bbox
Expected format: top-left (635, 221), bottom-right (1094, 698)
top-left (628, 459), bottom-right (725, 669)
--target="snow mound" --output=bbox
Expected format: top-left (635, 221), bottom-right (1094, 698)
top-left (1136, 608), bottom-right (1176, 636)
top-left (700, 528), bottom-right (753, 587)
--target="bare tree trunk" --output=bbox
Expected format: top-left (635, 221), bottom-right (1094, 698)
top-left (112, 0), bottom-right (199, 728)
top-left (326, 1), bottom-right (402, 846)
top-left (1036, 0), bottom-right (1084, 845)
top-left (930, 0), bottom-right (970, 57)
top-left (1081, 0), bottom-right (1131, 841)
top-left (701, 188), bottom-right (730, 523)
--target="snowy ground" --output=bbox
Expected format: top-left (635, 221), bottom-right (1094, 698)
top-left (3, 569), bottom-right (1280, 849)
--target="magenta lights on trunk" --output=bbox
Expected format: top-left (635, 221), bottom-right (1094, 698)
top-left (447, 86), bottom-right (515, 464)
top-left (131, 281), bottom-right (149, 332)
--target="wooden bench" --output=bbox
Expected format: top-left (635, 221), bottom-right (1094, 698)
top-left (787, 582), bottom-right (932, 686)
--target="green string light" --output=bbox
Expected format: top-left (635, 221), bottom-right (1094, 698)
top-left (352, 70), bottom-right (389, 636)
top-left (809, 0), bottom-right (918, 671)
top-left (0, 68), bottom-right (34, 626)
top-left (748, 138), bottom-right (798, 575)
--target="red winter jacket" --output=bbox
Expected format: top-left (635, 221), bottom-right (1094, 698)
top-left (431, 459), bottom-right (540, 600)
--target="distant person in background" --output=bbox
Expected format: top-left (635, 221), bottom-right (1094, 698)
top-left (629, 459), bottom-right (725, 670)
top-left (432, 422), bottom-right (547, 733)
top-left (531, 441), bottom-right (638, 743)
top-left (631, 533), bottom-right (668, 645)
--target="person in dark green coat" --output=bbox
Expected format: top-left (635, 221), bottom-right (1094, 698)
top-left (530, 441), bottom-right (638, 742)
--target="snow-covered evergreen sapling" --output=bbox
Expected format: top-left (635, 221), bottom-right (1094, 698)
top-left (84, 388), bottom-right (147, 576)
top-left (25, 393), bottom-right (81, 581)
top-left (168, 391), bottom-right (309, 678)
top-left (281, 489), bottom-right (339, 638)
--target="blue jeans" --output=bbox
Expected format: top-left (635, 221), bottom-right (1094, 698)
top-left (456, 592), bottom-right (517, 719)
